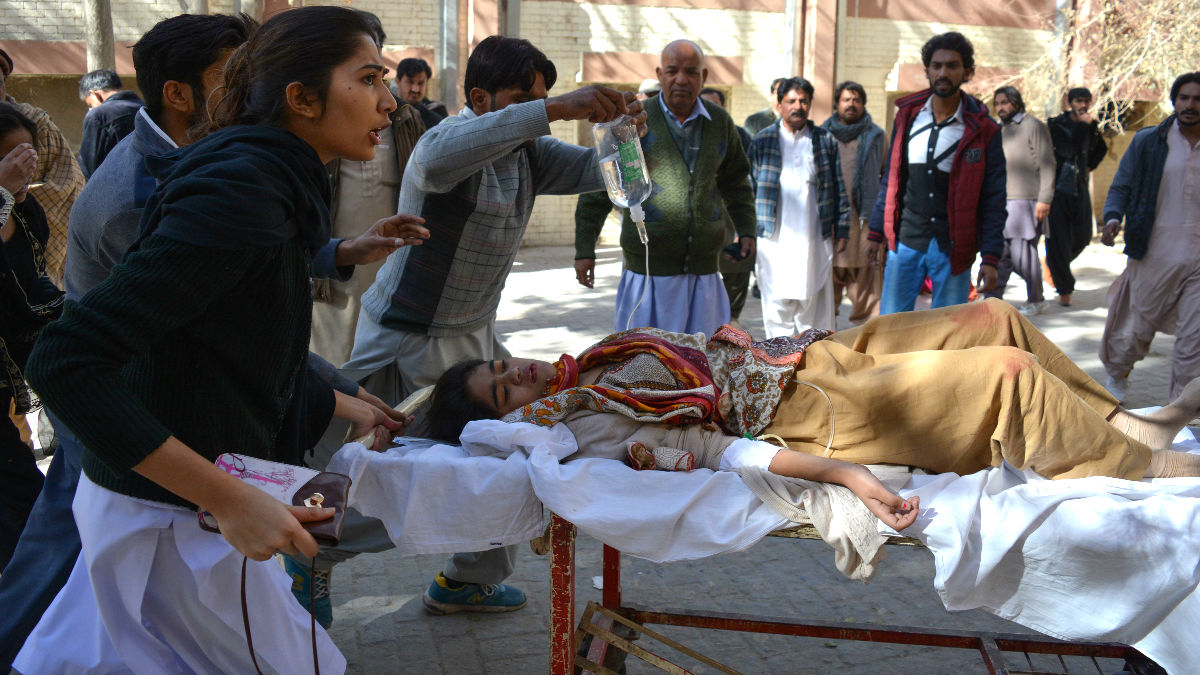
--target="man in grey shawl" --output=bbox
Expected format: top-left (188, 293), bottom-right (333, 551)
top-left (821, 81), bottom-right (886, 323)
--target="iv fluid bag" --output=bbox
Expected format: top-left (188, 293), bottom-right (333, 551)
top-left (593, 115), bottom-right (651, 210)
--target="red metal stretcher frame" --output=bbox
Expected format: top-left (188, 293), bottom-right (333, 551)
top-left (546, 513), bottom-right (1142, 675)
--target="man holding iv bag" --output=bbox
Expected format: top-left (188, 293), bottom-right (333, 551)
top-left (575, 39), bottom-right (756, 335)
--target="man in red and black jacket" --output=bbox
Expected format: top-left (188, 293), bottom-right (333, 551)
top-left (866, 32), bottom-right (1006, 314)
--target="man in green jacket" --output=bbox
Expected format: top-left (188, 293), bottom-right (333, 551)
top-left (575, 39), bottom-right (756, 335)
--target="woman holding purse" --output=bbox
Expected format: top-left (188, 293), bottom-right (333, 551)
top-left (12, 7), bottom-right (427, 673)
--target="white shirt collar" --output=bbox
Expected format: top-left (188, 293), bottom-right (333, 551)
top-left (139, 107), bottom-right (178, 149)
top-left (920, 95), bottom-right (965, 124)
top-left (1171, 118), bottom-right (1200, 151)
top-left (779, 120), bottom-right (811, 138)
top-left (659, 94), bottom-right (711, 127)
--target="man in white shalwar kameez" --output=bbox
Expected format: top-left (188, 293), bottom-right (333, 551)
top-left (749, 77), bottom-right (849, 337)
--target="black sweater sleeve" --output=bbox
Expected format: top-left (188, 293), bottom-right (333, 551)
top-left (26, 236), bottom-right (272, 472)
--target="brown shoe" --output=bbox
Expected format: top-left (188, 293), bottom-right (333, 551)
top-left (1057, 294), bottom-right (1072, 307)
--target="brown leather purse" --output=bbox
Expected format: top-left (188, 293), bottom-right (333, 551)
top-left (198, 453), bottom-right (351, 545)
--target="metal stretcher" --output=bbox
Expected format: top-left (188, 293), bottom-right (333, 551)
top-left (390, 388), bottom-right (1156, 675)
top-left (545, 513), bottom-right (1151, 675)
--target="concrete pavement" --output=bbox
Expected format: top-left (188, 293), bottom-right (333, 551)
top-left (329, 241), bottom-right (1173, 675)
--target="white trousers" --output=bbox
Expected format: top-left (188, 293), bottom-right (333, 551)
top-left (759, 277), bottom-right (836, 338)
top-left (14, 476), bottom-right (345, 675)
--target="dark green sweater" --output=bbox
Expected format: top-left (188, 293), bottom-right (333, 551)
top-left (25, 126), bottom-right (332, 508)
top-left (575, 98), bottom-right (755, 275)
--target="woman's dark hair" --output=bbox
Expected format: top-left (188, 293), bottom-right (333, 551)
top-left (0, 102), bottom-right (37, 142)
top-left (834, 80), bottom-right (867, 106)
top-left (777, 76), bottom-right (814, 103)
top-left (398, 57), bottom-right (433, 80)
top-left (993, 85), bottom-right (1025, 113)
top-left (426, 359), bottom-right (501, 442)
top-left (463, 36), bottom-right (556, 111)
top-left (132, 13), bottom-right (257, 125)
top-left (353, 9), bottom-right (386, 45)
top-left (210, 6), bottom-right (377, 131)
top-left (921, 32), bottom-right (975, 71)
top-left (1170, 72), bottom-right (1200, 104)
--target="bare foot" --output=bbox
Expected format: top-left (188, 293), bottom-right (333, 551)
top-left (1146, 449), bottom-right (1200, 478)
top-left (1110, 377), bottom-right (1200, 450)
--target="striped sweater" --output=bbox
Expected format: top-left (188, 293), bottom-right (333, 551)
top-left (362, 100), bottom-right (603, 336)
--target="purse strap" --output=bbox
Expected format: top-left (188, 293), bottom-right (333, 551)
top-left (241, 556), bottom-right (321, 675)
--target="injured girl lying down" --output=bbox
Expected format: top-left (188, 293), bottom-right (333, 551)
top-left (426, 299), bottom-right (1200, 532)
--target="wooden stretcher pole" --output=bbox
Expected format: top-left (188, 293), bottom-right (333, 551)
top-left (549, 513), bottom-right (577, 675)
top-left (602, 545), bottom-right (621, 609)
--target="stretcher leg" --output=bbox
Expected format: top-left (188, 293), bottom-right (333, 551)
top-left (550, 514), bottom-right (576, 675)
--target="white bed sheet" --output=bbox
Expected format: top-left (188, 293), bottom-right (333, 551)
top-left (329, 420), bottom-right (1200, 674)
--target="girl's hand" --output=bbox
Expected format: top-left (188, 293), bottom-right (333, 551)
top-left (335, 389), bottom-right (406, 450)
top-left (206, 480), bottom-right (333, 560)
top-left (843, 466), bottom-right (920, 531)
top-left (0, 142), bottom-right (36, 195)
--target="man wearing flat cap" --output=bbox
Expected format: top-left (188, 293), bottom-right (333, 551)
top-left (0, 48), bottom-right (85, 288)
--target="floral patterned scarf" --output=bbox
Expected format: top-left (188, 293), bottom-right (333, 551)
top-left (502, 325), bottom-right (831, 436)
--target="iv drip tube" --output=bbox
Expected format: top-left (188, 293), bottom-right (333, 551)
top-left (624, 204), bottom-right (649, 331)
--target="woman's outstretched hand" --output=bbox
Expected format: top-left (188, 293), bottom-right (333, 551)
top-left (764, 448), bottom-right (920, 531)
top-left (841, 466), bottom-right (919, 530)
top-left (858, 488), bottom-right (919, 532)
top-left (334, 213), bottom-right (429, 267)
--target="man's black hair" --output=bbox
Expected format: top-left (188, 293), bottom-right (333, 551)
top-left (1170, 72), bottom-right (1200, 104)
top-left (993, 85), bottom-right (1025, 113)
top-left (777, 76), bottom-right (814, 103)
top-left (132, 13), bottom-right (257, 123)
top-left (1067, 87), bottom-right (1093, 103)
top-left (397, 57), bottom-right (433, 80)
top-left (463, 36), bottom-right (556, 111)
top-left (699, 87), bottom-right (725, 106)
top-left (770, 77), bottom-right (788, 94)
top-left (920, 32), bottom-right (975, 71)
top-left (834, 80), bottom-right (867, 106)
top-left (78, 69), bottom-right (122, 99)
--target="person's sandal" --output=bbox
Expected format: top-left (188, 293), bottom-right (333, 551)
top-left (627, 442), bottom-right (655, 470)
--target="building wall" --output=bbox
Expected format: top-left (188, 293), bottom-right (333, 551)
top-left (1, 0), bottom-right (178, 42)
top-left (835, 16), bottom-right (1054, 134)
top-left (518, 0), bottom-right (791, 245)
top-left (0, 0), bottom-right (1146, 247)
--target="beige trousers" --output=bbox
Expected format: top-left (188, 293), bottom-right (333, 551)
top-left (767, 299), bottom-right (1149, 480)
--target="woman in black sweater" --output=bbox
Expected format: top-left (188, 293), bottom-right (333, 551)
top-left (14, 8), bottom-right (425, 673)
top-left (0, 104), bottom-right (63, 571)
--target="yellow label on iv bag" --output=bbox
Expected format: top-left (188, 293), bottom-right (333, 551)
top-left (618, 140), bottom-right (644, 183)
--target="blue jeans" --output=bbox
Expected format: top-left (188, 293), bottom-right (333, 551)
top-left (0, 412), bottom-right (83, 672)
top-left (880, 238), bottom-right (972, 315)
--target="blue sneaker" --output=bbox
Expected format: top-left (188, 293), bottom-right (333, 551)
top-left (282, 554), bottom-right (333, 628)
top-left (422, 571), bottom-right (527, 615)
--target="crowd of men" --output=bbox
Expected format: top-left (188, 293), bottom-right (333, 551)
top-left (0, 10), bottom-right (1197, 667)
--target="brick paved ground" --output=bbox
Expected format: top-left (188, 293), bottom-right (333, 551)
top-left (327, 241), bottom-right (1172, 675)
